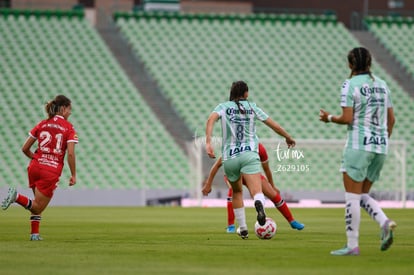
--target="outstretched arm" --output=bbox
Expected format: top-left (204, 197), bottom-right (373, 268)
top-left (263, 117), bottom-right (295, 148)
top-left (202, 157), bottom-right (223, 196)
top-left (261, 161), bottom-right (273, 186)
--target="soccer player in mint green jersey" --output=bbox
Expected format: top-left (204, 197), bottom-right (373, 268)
top-left (320, 47), bottom-right (396, 256)
top-left (206, 81), bottom-right (295, 239)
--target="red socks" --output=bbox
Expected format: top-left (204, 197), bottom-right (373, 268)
top-left (15, 194), bottom-right (40, 235)
top-left (15, 193), bottom-right (32, 210)
top-left (272, 193), bottom-right (294, 223)
top-left (30, 215), bottom-right (41, 234)
top-left (227, 188), bottom-right (235, 226)
top-left (227, 188), bottom-right (294, 225)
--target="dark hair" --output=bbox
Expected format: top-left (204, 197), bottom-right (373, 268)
top-left (229, 81), bottom-right (248, 114)
top-left (45, 95), bottom-right (71, 119)
top-left (347, 47), bottom-right (374, 80)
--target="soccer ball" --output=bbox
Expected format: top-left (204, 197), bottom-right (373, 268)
top-left (254, 218), bottom-right (277, 239)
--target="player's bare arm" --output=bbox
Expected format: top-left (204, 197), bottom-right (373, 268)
top-left (263, 118), bottom-right (295, 148)
top-left (21, 136), bottom-right (36, 159)
top-left (319, 107), bottom-right (353, 124)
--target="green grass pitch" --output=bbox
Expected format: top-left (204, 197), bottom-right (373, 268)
top-left (1, 207), bottom-right (413, 275)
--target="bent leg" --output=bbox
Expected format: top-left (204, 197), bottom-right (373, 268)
top-left (243, 173), bottom-right (266, 225)
top-left (262, 178), bottom-right (295, 224)
top-left (30, 187), bottom-right (52, 215)
top-left (360, 179), bottom-right (388, 227)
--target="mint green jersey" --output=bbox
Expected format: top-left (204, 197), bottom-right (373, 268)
top-left (341, 73), bottom-right (393, 154)
top-left (212, 100), bottom-right (269, 160)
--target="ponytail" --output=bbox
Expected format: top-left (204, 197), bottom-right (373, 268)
top-left (347, 47), bottom-right (374, 81)
top-left (229, 81), bottom-right (249, 114)
top-left (45, 95), bottom-right (71, 119)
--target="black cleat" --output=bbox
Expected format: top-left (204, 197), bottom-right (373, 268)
top-left (255, 200), bottom-right (266, 226)
top-left (237, 227), bottom-right (249, 239)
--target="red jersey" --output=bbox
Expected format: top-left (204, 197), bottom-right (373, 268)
top-left (258, 143), bottom-right (268, 163)
top-left (29, 115), bottom-right (78, 175)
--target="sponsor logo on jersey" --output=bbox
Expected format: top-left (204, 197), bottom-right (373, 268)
top-left (226, 108), bottom-right (254, 115)
top-left (363, 136), bottom-right (387, 145)
top-left (229, 116), bottom-right (250, 123)
top-left (360, 86), bottom-right (386, 97)
top-left (229, 145), bottom-right (251, 156)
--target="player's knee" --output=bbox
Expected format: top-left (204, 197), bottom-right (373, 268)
top-left (30, 203), bottom-right (46, 215)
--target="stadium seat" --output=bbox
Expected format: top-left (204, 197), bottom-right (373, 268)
top-left (115, 12), bottom-right (413, 192)
top-left (0, 10), bottom-right (191, 191)
top-left (366, 16), bottom-right (414, 77)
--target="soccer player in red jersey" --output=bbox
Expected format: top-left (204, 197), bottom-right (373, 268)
top-left (202, 143), bottom-right (304, 233)
top-left (1, 95), bottom-right (78, 241)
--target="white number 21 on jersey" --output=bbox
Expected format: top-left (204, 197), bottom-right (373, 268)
top-left (39, 131), bottom-right (63, 154)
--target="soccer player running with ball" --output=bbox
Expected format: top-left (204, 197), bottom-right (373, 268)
top-left (206, 80), bottom-right (295, 239)
top-left (202, 143), bottom-right (304, 232)
top-left (2, 95), bottom-right (78, 241)
top-left (320, 47), bottom-right (396, 256)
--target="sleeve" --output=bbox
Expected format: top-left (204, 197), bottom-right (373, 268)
top-left (212, 104), bottom-right (223, 118)
top-left (258, 143), bottom-right (268, 162)
top-left (29, 122), bottom-right (41, 139)
top-left (67, 126), bottom-right (79, 143)
top-left (340, 80), bottom-right (353, 107)
top-left (251, 103), bottom-right (269, 121)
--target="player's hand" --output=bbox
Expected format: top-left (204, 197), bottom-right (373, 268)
top-left (319, 109), bottom-right (330, 123)
top-left (271, 185), bottom-right (280, 194)
top-left (202, 182), bottom-right (212, 196)
top-left (206, 143), bottom-right (215, 158)
top-left (285, 137), bottom-right (296, 148)
top-left (69, 175), bottom-right (76, 186)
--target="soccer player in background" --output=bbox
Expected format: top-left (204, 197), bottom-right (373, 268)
top-left (202, 143), bottom-right (305, 233)
top-left (205, 80), bottom-right (295, 239)
top-left (320, 47), bottom-right (396, 256)
top-left (2, 95), bottom-right (78, 241)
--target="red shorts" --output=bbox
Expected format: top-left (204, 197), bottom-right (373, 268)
top-left (28, 162), bottom-right (60, 198)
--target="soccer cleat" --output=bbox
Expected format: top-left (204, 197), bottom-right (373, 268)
top-left (1, 187), bottom-right (17, 210)
top-left (254, 200), bottom-right (266, 226)
top-left (30, 234), bottom-right (43, 241)
top-left (380, 220), bottom-right (397, 251)
top-left (236, 227), bottom-right (249, 239)
top-left (226, 224), bottom-right (236, 233)
top-left (290, 220), bottom-right (305, 230)
top-left (330, 246), bottom-right (360, 256)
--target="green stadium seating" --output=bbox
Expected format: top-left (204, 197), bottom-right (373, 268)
top-left (363, 16), bottom-right (414, 191)
top-left (0, 10), bottom-right (191, 191)
top-left (365, 16), bottom-right (414, 77)
top-left (1, 10), bottom-right (411, 195)
top-left (115, 12), bottom-right (413, 192)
